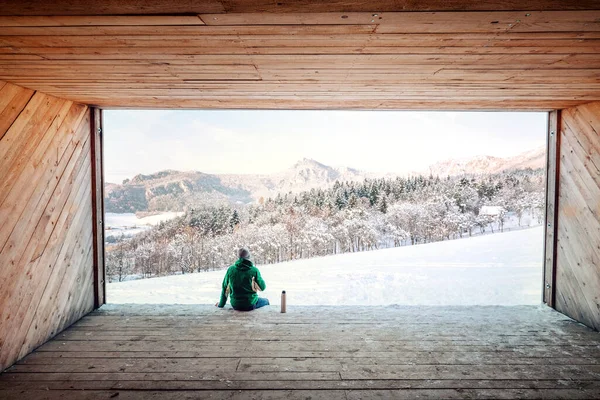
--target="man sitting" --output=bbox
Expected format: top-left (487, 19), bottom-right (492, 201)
top-left (216, 248), bottom-right (269, 311)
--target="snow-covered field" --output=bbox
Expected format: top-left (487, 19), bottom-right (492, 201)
top-left (107, 226), bottom-right (544, 306)
top-left (105, 212), bottom-right (183, 238)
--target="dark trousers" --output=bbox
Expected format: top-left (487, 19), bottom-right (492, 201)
top-left (234, 297), bottom-right (270, 311)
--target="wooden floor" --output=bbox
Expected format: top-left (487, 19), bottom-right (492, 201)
top-left (1, 305), bottom-right (600, 399)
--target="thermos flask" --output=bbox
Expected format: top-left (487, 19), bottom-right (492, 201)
top-left (281, 290), bottom-right (286, 313)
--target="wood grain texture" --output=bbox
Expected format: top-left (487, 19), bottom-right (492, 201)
top-left (90, 108), bottom-right (105, 308)
top-left (555, 101), bottom-right (600, 331)
top-left (0, 80), bottom-right (96, 372)
top-left (543, 110), bottom-right (559, 306)
top-left (0, 9), bottom-right (599, 109)
top-left (1, 305), bottom-right (599, 399)
top-left (1, 0), bottom-right (599, 15)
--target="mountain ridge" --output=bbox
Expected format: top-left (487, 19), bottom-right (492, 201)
top-left (418, 146), bottom-right (545, 177)
top-left (105, 147), bottom-right (545, 213)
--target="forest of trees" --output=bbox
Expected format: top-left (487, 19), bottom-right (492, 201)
top-left (106, 170), bottom-right (545, 283)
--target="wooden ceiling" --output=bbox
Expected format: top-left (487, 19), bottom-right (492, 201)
top-left (1, 1), bottom-right (600, 110)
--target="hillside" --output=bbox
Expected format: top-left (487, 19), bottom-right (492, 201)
top-left (219, 158), bottom-right (372, 201)
top-left (423, 146), bottom-right (545, 177)
top-left (105, 170), bottom-right (253, 212)
top-left (107, 226), bottom-right (544, 306)
top-left (105, 147), bottom-right (545, 213)
top-left (105, 158), bottom-right (373, 212)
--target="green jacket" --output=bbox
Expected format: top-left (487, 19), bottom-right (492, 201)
top-left (218, 258), bottom-right (266, 309)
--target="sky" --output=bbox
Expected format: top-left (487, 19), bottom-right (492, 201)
top-left (104, 110), bottom-right (548, 184)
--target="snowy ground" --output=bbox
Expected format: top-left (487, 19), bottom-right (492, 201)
top-left (107, 226), bottom-right (544, 306)
top-left (105, 212), bottom-right (183, 238)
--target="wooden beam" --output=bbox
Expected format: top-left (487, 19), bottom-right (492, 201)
top-left (543, 110), bottom-right (560, 307)
top-left (1, 0), bottom-right (599, 16)
top-left (199, 11), bottom-right (600, 34)
top-left (90, 107), bottom-right (105, 308)
top-left (0, 10), bottom-right (598, 109)
top-left (0, 15), bottom-right (205, 27)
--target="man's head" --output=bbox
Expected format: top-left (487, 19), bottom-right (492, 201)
top-left (238, 247), bottom-right (251, 260)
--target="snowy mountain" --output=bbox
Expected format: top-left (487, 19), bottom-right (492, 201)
top-left (105, 147), bottom-right (545, 213)
top-left (105, 159), bottom-right (373, 212)
top-left (219, 158), bottom-right (370, 200)
top-left (104, 170), bottom-right (253, 213)
top-left (422, 146), bottom-right (545, 177)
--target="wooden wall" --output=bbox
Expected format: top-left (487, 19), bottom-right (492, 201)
top-left (1, 10), bottom-right (600, 110)
top-left (554, 101), bottom-right (600, 331)
top-left (0, 80), bottom-right (99, 371)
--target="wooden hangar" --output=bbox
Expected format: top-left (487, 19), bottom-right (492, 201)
top-left (0, 1), bottom-right (600, 395)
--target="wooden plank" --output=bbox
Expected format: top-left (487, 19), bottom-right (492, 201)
top-left (555, 149), bottom-right (600, 329)
top-left (2, 305), bottom-right (597, 396)
top-left (14, 355), bottom-right (600, 367)
top-left (1, 388), bottom-right (600, 400)
top-left (3, 28), bottom-right (600, 40)
top-left (22, 83), bottom-right (600, 92)
top-left (341, 364), bottom-right (600, 380)
top-left (2, 380), bottom-right (600, 391)
top-left (42, 98), bottom-right (584, 111)
top-left (0, 102), bottom-right (82, 309)
top-left (0, 103), bottom-right (87, 293)
top-left (220, 0), bottom-right (600, 13)
top-left (0, 136), bottom-right (93, 370)
top-left (4, 52), bottom-right (597, 67)
top-left (562, 106), bottom-right (600, 188)
top-left (552, 100), bottom-right (600, 331)
top-left (90, 107), bottom-right (105, 308)
top-left (0, 379), bottom-right (600, 399)
top-left (5, 45), bottom-right (600, 59)
top-left (347, 389), bottom-right (600, 400)
top-left (4, 373), bottom-right (600, 391)
top-left (1, 0), bottom-right (600, 16)
top-left (0, 1), bottom-right (227, 16)
top-left (2, 33), bottom-right (600, 48)
top-left (15, 162), bottom-right (94, 362)
top-left (0, 54), bottom-right (44, 60)
top-left (0, 82), bottom-right (34, 140)
top-left (0, 94), bottom-right (66, 213)
top-left (33, 339), bottom-right (600, 355)
top-left (199, 11), bottom-right (600, 33)
top-left (26, 349), bottom-right (600, 360)
top-left (29, 336), bottom-right (599, 346)
top-left (0, 82), bottom-right (96, 372)
top-left (0, 92), bottom-right (47, 181)
top-left (51, 331), bottom-right (599, 343)
top-left (0, 16), bottom-right (205, 27)
top-left (53, 329), bottom-right (599, 339)
top-left (7, 34), bottom-right (600, 55)
top-left (0, 372), bottom-right (341, 381)
top-left (9, 359), bottom-right (240, 373)
top-left (543, 110), bottom-right (559, 306)
top-left (3, 45), bottom-right (600, 57)
top-left (0, 25), bottom-right (379, 36)
top-left (378, 11), bottom-right (600, 33)
top-left (25, 89), bottom-right (600, 100)
top-left (2, 365), bottom-right (599, 382)
top-left (0, 389), bottom-right (340, 400)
